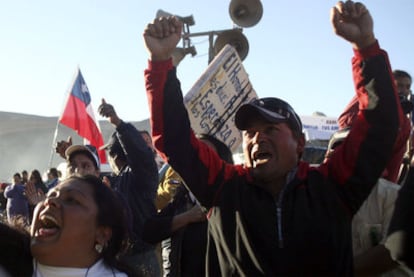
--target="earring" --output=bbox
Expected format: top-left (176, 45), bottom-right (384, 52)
top-left (95, 243), bottom-right (103, 254)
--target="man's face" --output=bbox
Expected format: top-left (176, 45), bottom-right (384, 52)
top-left (242, 117), bottom-right (304, 185)
top-left (13, 175), bottom-right (22, 184)
top-left (67, 153), bottom-right (100, 177)
top-left (47, 173), bottom-right (52, 181)
top-left (395, 76), bottom-right (412, 98)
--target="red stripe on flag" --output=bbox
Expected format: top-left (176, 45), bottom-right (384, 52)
top-left (59, 94), bottom-right (107, 164)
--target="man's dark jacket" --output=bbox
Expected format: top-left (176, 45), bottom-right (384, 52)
top-left (145, 41), bottom-right (405, 276)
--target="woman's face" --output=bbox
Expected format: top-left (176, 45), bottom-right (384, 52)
top-left (30, 178), bottom-right (103, 267)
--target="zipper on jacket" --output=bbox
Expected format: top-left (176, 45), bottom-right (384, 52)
top-left (276, 205), bottom-right (283, 248)
top-left (275, 167), bottom-right (296, 249)
top-left (275, 191), bottom-right (285, 249)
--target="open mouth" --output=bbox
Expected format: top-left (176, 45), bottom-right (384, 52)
top-left (35, 214), bottom-right (60, 238)
top-left (252, 151), bottom-right (272, 166)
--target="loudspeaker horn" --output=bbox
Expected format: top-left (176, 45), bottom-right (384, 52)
top-left (229, 0), bottom-right (263, 27)
top-left (156, 9), bottom-right (195, 26)
top-left (213, 29), bottom-right (249, 61)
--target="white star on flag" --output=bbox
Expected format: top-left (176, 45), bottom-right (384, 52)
top-left (81, 84), bottom-right (89, 94)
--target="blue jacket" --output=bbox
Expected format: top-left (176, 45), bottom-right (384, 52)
top-left (4, 183), bottom-right (29, 222)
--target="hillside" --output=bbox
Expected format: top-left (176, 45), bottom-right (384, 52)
top-left (0, 111), bottom-right (329, 182)
top-left (0, 111), bottom-right (150, 182)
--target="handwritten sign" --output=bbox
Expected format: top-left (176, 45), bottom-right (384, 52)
top-left (184, 45), bottom-right (257, 151)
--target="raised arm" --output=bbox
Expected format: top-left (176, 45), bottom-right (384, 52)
top-left (143, 17), bottom-right (235, 209)
top-left (325, 1), bottom-right (405, 213)
top-left (333, 2), bottom-right (410, 184)
top-left (98, 99), bottom-right (158, 186)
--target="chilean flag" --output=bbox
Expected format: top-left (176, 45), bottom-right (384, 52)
top-left (59, 68), bottom-right (107, 164)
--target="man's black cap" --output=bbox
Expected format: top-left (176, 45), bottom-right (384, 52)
top-left (235, 97), bottom-right (303, 133)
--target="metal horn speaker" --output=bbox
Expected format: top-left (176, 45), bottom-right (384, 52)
top-left (156, 9), bottom-right (195, 25)
top-left (229, 0), bottom-right (263, 27)
top-left (213, 29), bottom-right (249, 61)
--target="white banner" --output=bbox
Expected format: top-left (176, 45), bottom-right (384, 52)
top-left (184, 45), bottom-right (257, 151)
top-left (300, 115), bottom-right (339, 141)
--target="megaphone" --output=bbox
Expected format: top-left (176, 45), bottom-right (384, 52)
top-left (229, 0), bottom-right (263, 27)
top-left (156, 9), bottom-right (195, 26)
top-left (213, 29), bottom-right (249, 61)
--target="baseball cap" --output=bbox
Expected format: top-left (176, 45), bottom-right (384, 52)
top-left (235, 97), bottom-right (303, 133)
top-left (65, 144), bottom-right (100, 169)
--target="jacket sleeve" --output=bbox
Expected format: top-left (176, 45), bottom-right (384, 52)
top-left (115, 121), bottom-right (159, 194)
top-left (145, 59), bottom-right (241, 209)
top-left (155, 167), bottom-right (183, 211)
top-left (4, 185), bottom-right (18, 198)
top-left (322, 41), bottom-right (406, 214)
top-left (338, 95), bottom-right (359, 129)
top-left (338, 82), bottom-right (410, 184)
top-left (142, 211), bottom-right (174, 244)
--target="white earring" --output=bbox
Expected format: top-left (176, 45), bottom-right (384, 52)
top-left (95, 243), bottom-right (103, 254)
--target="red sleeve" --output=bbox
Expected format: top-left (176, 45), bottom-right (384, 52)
top-left (337, 42), bottom-right (411, 183)
top-left (325, 41), bottom-right (405, 213)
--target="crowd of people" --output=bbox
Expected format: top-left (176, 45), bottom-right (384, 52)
top-left (0, 1), bottom-right (413, 276)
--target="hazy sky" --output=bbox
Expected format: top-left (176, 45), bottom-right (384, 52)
top-left (0, 0), bottom-right (413, 122)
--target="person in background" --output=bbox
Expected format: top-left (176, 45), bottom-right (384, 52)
top-left (26, 169), bottom-right (49, 221)
top-left (140, 129), bottom-right (165, 170)
top-left (4, 173), bottom-right (29, 225)
top-left (98, 98), bottom-right (160, 276)
top-left (55, 137), bottom-right (101, 178)
top-left (0, 183), bottom-right (8, 219)
top-left (45, 168), bottom-right (59, 190)
top-left (21, 170), bottom-right (28, 185)
top-left (394, 70), bottom-right (412, 117)
top-left (26, 145), bottom-right (102, 207)
top-left (64, 144), bottom-right (101, 178)
top-left (146, 134), bottom-right (234, 276)
top-left (28, 170), bottom-right (48, 195)
top-left (386, 150), bottom-right (414, 272)
top-left (0, 175), bottom-right (133, 276)
top-left (325, 128), bottom-right (414, 276)
top-left (393, 70), bottom-right (414, 185)
top-left (143, 1), bottom-right (406, 275)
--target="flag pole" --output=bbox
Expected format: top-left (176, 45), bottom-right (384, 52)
top-left (47, 67), bottom-right (81, 169)
top-left (47, 120), bottom-right (61, 168)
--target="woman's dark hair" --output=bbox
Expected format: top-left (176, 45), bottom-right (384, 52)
top-left (29, 170), bottom-right (44, 185)
top-left (0, 221), bottom-right (32, 276)
top-left (71, 175), bottom-right (132, 274)
top-left (13, 172), bottom-right (21, 179)
top-left (196, 134), bottom-right (234, 164)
